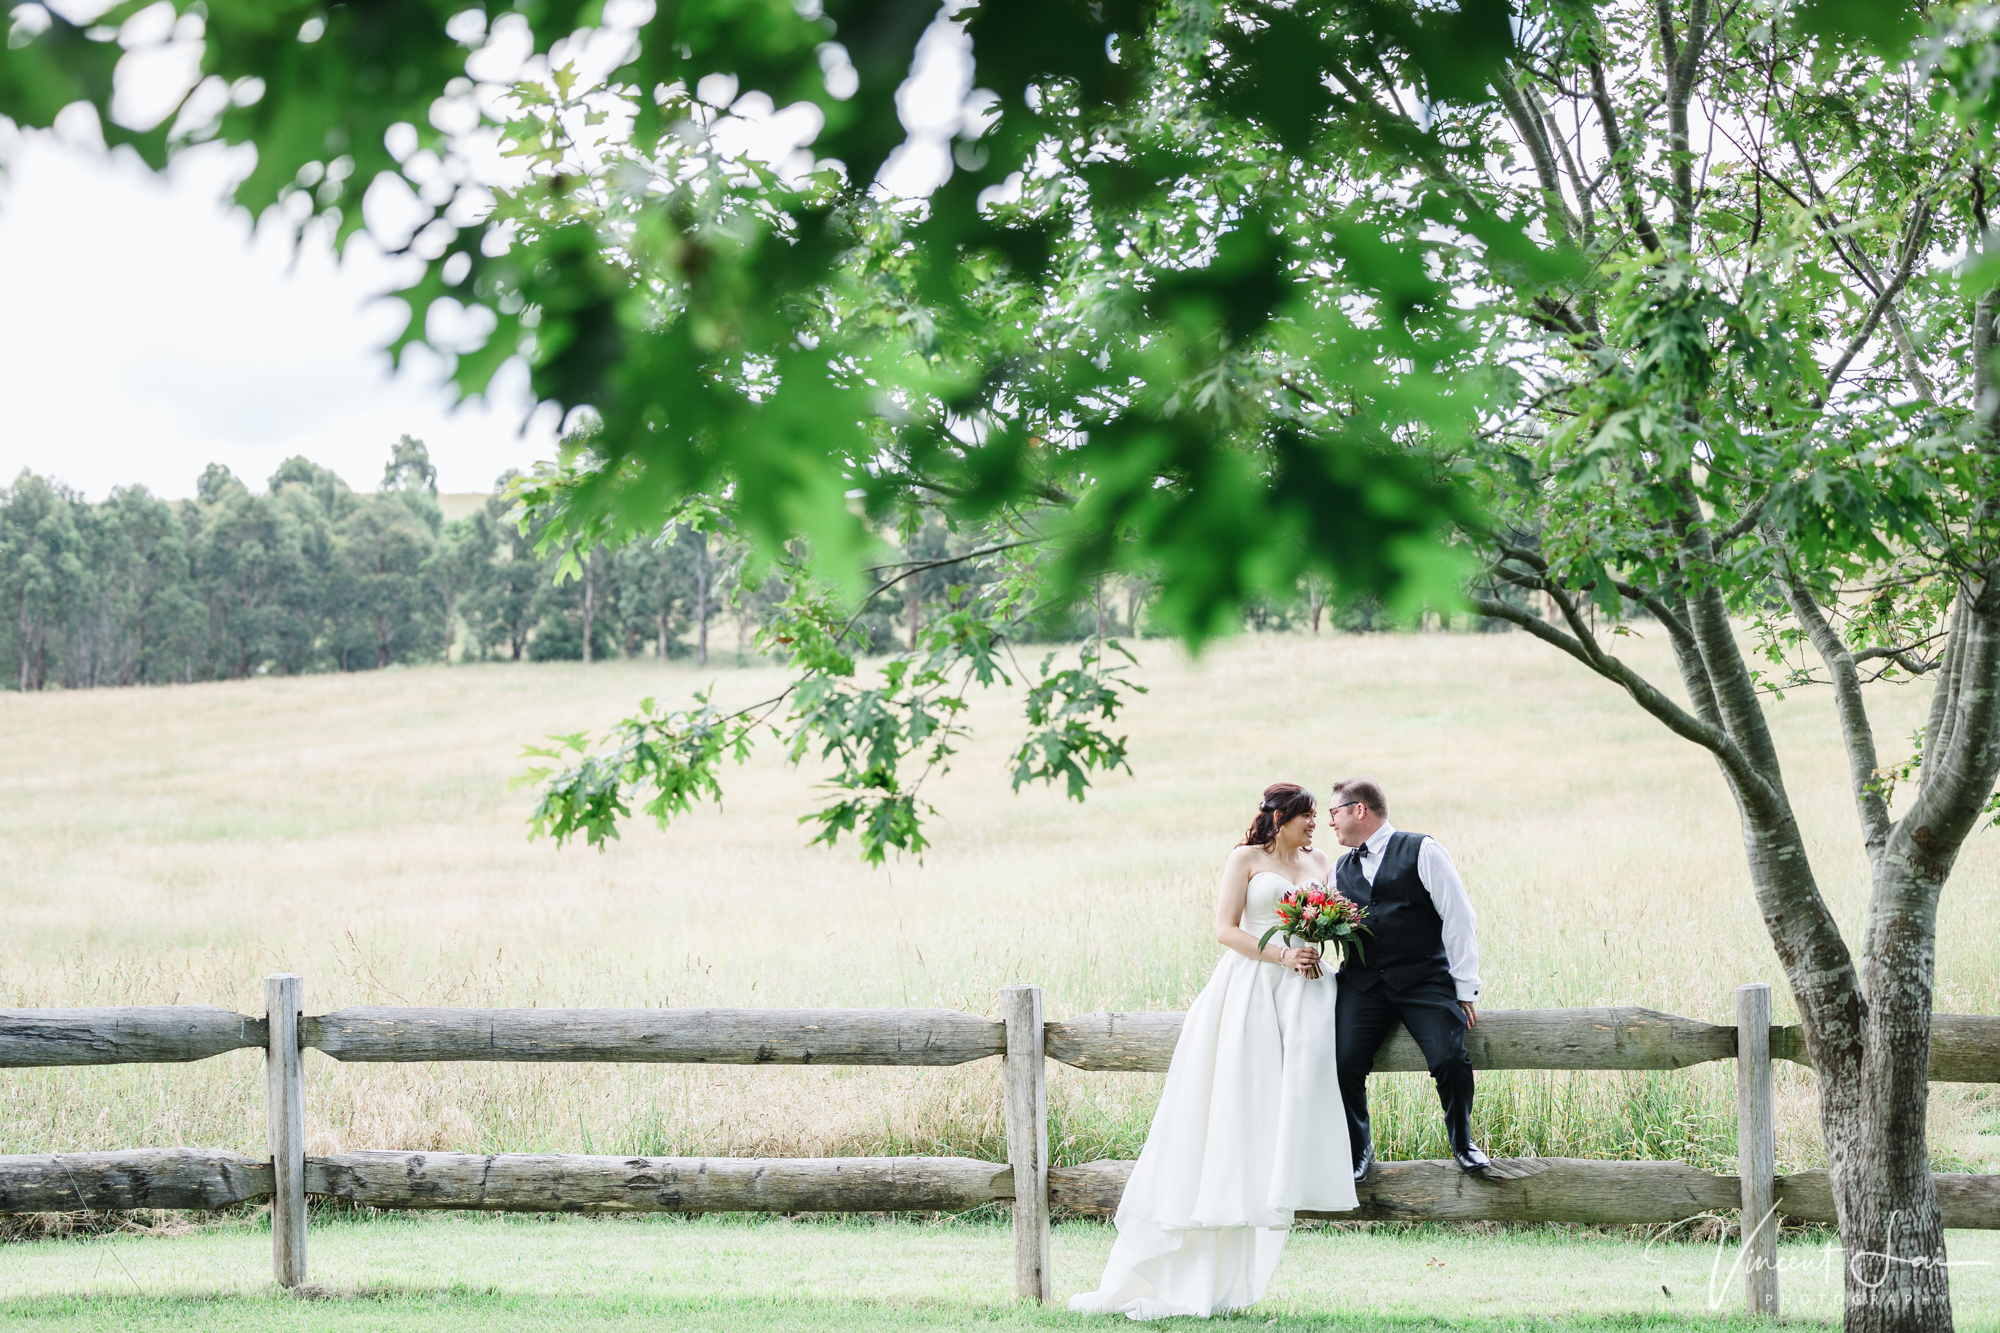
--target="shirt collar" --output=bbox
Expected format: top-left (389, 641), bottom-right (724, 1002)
top-left (1362, 822), bottom-right (1396, 857)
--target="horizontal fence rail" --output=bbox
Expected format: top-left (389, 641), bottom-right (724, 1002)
top-left (303, 1006), bottom-right (1005, 1066)
top-left (13, 1004), bottom-right (1995, 1079)
top-left (0, 1149), bottom-right (1012, 1214)
top-left (1048, 1006), bottom-right (1745, 1073)
top-left (1769, 1013), bottom-right (2000, 1083)
top-left (6, 982), bottom-right (1999, 1315)
top-left (0, 1005), bottom-right (1754, 1072)
top-left (310, 1151), bottom-right (1016, 1214)
top-left (10, 1146), bottom-right (2000, 1230)
top-left (0, 1149), bottom-right (275, 1212)
top-left (0, 1007), bottom-right (266, 1067)
top-left (1045, 1157), bottom-right (2000, 1229)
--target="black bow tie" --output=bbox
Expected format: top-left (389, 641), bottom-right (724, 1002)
top-left (1348, 844), bottom-right (1369, 862)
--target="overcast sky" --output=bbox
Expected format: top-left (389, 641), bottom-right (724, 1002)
top-left (0, 7), bottom-right (979, 503)
top-left (0, 123), bottom-right (561, 502)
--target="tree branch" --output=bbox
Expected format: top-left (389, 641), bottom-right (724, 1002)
top-left (879, 469), bottom-right (1077, 510)
top-left (1588, 53), bottom-right (1664, 254)
top-left (1484, 527), bottom-right (1697, 649)
top-left (1975, 287), bottom-right (2000, 443)
top-left (1612, 577), bottom-right (1697, 647)
top-left (1779, 137), bottom-right (1944, 409)
top-left (1779, 561), bottom-right (1891, 853)
top-left (839, 537), bottom-right (1045, 649)
top-left (1468, 590), bottom-right (1774, 800)
top-left (1493, 66), bottom-right (1580, 245)
top-left (1530, 84), bottom-right (1596, 261)
top-left (1658, 0), bottom-right (1712, 240)
top-left (1670, 498), bottom-right (1789, 812)
top-left (863, 537), bottom-right (1044, 578)
top-left (1662, 588), bottom-right (1728, 732)
top-left (1816, 191), bottom-right (1935, 408)
top-left (1485, 562), bottom-right (1548, 594)
top-left (1717, 490), bottom-right (1771, 546)
top-left (1851, 644), bottom-right (1941, 675)
top-left (1883, 306), bottom-right (1941, 409)
top-left (1919, 596), bottom-right (1971, 799)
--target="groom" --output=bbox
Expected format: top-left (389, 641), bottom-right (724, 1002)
top-left (1327, 778), bottom-right (1492, 1179)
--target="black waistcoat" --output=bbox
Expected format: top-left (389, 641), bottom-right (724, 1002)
top-left (1334, 830), bottom-right (1448, 994)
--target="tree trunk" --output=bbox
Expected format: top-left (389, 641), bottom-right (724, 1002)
top-left (907, 585), bottom-right (922, 651)
top-left (1673, 566), bottom-right (1935, 1333)
top-left (1835, 876), bottom-right (1953, 1333)
top-left (124, 608), bottom-right (143, 686)
top-left (1813, 841), bottom-right (1953, 1332)
top-left (1830, 582), bottom-right (2000, 1333)
top-left (1711, 764), bottom-right (1956, 1333)
top-left (694, 532), bottom-right (710, 667)
top-left (581, 557), bottom-right (595, 666)
top-left (656, 611), bottom-right (668, 661)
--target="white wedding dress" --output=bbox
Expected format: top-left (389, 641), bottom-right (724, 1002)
top-left (1070, 870), bottom-right (1357, 1319)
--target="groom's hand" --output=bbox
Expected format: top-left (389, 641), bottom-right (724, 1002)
top-left (1461, 1002), bottom-right (1478, 1028)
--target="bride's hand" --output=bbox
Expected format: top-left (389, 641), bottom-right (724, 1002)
top-left (1287, 945), bottom-right (1320, 975)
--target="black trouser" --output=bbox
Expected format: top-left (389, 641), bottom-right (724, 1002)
top-left (1335, 972), bottom-right (1475, 1161)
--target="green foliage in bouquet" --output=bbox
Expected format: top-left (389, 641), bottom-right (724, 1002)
top-left (1257, 884), bottom-right (1371, 966)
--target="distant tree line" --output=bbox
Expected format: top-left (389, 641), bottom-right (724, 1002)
top-left (1, 437), bottom-right (1496, 693)
top-left (0, 439), bottom-right (754, 691)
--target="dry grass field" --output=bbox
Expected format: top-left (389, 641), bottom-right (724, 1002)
top-left (2, 629), bottom-right (1996, 1178)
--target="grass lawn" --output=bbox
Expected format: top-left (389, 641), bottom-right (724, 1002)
top-left (4, 1214), bottom-right (2000, 1331)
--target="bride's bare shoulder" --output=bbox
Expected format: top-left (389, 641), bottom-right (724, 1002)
top-left (1223, 843), bottom-right (1262, 872)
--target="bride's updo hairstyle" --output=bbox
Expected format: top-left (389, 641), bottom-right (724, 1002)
top-left (1241, 782), bottom-right (1315, 849)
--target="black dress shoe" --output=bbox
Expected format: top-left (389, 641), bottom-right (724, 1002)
top-left (1453, 1145), bottom-right (1494, 1175)
top-left (1353, 1144), bottom-right (1375, 1184)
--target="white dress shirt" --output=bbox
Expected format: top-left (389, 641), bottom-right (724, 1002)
top-left (1350, 821), bottom-right (1482, 1002)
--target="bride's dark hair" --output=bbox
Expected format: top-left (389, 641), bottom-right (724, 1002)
top-left (1241, 782), bottom-right (1315, 849)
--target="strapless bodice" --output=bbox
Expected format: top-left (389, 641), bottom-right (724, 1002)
top-left (1244, 870), bottom-right (1312, 941)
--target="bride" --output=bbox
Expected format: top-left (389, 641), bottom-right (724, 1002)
top-left (1071, 782), bottom-right (1357, 1320)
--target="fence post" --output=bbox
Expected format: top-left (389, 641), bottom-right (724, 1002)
top-left (1735, 982), bottom-right (1778, 1317)
top-left (1000, 984), bottom-right (1051, 1303)
top-left (264, 973), bottom-right (307, 1289)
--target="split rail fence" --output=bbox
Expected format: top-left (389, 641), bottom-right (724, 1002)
top-left (4, 978), bottom-right (1998, 1316)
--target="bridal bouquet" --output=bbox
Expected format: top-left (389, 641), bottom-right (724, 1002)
top-left (1258, 883), bottom-right (1371, 980)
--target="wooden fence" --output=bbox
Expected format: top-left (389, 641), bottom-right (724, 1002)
top-left (4, 978), bottom-right (1998, 1316)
